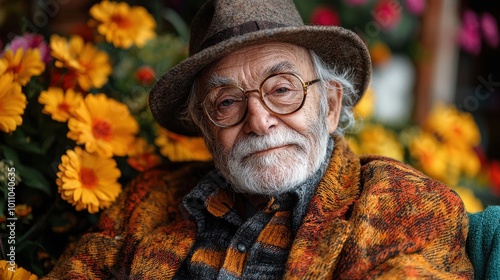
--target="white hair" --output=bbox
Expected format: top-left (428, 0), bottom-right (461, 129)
top-left (309, 50), bottom-right (357, 135)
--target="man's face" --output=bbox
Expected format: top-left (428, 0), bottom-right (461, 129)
top-left (198, 43), bottom-right (341, 195)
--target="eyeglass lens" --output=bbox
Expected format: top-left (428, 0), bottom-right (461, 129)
top-left (203, 73), bottom-right (307, 127)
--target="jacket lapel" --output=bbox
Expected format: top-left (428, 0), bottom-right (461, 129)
top-left (284, 138), bottom-right (360, 279)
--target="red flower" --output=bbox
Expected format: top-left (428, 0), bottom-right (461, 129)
top-left (373, 0), bottom-right (402, 30)
top-left (311, 6), bottom-right (340, 26)
top-left (490, 160), bottom-right (500, 195)
top-left (50, 68), bottom-right (82, 91)
top-left (135, 65), bottom-right (156, 85)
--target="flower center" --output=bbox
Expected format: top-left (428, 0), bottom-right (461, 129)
top-left (8, 63), bottom-right (23, 75)
top-left (58, 102), bottom-right (70, 113)
top-left (92, 119), bottom-right (113, 141)
top-left (111, 14), bottom-right (132, 28)
top-left (80, 167), bottom-right (98, 189)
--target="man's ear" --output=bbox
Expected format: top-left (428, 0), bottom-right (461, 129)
top-left (326, 80), bottom-right (343, 134)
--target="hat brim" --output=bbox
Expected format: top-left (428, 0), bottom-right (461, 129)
top-left (149, 25), bottom-right (371, 136)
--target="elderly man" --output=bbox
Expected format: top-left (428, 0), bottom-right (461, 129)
top-left (44, 0), bottom-right (473, 279)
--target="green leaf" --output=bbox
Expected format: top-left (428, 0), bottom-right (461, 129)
top-left (163, 8), bottom-right (189, 42)
top-left (0, 143), bottom-right (21, 165)
top-left (4, 129), bottom-right (45, 155)
top-left (17, 165), bottom-right (52, 195)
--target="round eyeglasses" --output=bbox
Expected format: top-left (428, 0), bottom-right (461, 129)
top-left (201, 72), bottom-right (320, 127)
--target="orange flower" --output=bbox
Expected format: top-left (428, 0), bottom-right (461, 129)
top-left (50, 34), bottom-right (111, 91)
top-left (15, 204), bottom-right (32, 217)
top-left (369, 41), bottom-right (392, 66)
top-left (89, 1), bottom-right (156, 48)
top-left (0, 260), bottom-right (38, 280)
top-left (38, 87), bottom-right (83, 122)
top-left (155, 127), bottom-right (212, 162)
top-left (127, 138), bottom-right (162, 172)
top-left (0, 73), bottom-right (26, 133)
top-left (56, 147), bottom-right (121, 213)
top-left (0, 48), bottom-right (45, 86)
top-left (67, 94), bottom-right (139, 158)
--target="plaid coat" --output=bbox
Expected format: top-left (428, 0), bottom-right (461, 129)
top-left (43, 138), bottom-right (473, 279)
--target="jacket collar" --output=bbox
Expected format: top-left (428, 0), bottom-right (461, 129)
top-left (284, 136), bottom-right (361, 278)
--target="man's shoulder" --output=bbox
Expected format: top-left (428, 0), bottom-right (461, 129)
top-left (118, 161), bottom-right (214, 211)
top-left (132, 161), bottom-right (214, 187)
top-left (357, 154), bottom-right (462, 206)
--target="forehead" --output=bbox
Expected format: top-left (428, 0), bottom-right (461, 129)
top-left (199, 42), bottom-right (314, 88)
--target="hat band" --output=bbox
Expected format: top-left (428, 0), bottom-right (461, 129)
top-left (198, 21), bottom-right (286, 53)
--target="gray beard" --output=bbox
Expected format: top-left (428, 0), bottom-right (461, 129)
top-left (210, 110), bottom-right (330, 196)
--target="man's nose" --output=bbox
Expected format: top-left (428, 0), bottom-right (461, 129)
top-left (242, 94), bottom-right (279, 135)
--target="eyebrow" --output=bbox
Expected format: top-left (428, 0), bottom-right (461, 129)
top-left (205, 74), bottom-right (235, 89)
top-left (263, 61), bottom-right (297, 76)
top-left (204, 61), bottom-right (298, 90)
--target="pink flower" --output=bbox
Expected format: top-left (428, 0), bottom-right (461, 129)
top-left (373, 0), bottom-right (402, 30)
top-left (7, 33), bottom-right (51, 64)
top-left (343, 0), bottom-right (370, 6)
top-left (311, 6), bottom-right (340, 26)
top-left (481, 13), bottom-right (499, 48)
top-left (458, 10), bottom-right (481, 55)
top-left (405, 0), bottom-right (426, 15)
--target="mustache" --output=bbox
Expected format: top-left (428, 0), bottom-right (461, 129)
top-left (230, 128), bottom-right (308, 159)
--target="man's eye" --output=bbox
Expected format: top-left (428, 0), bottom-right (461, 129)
top-left (274, 87), bottom-right (292, 94)
top-left (219, 98), bottom-right (235, 107)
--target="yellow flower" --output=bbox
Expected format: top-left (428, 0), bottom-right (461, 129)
top-left (0, 260), bottom-right (38, 280)
top-left (452, 186), bottom-right (484, 213)
top-left (127, 137), bottom-right (162, 172)
top-left (0, 73), bottom-right (26, 133)
top-left (0, 48), bottom-right (45, 86)
top-left (89, 1), bottom-right (156, 49)
top-left (50, 35), bottom-right (111, 91)
top-left (56, 146), bottom-right (121, 214)
top-left (409, 130), bottom-right (458, 185)
top-left (67, 94), bottom-right (139, 158)
top-left (356, 124), bottom-right (404, 161)
top-left (460, 148), bottom-right (481, 177)
top-left (354, 85), bottom-right (375, 120)
top-left (425, 104), bottom-right (481, 148)
top-left (345, 136), bottom-right (361, 155)
top-left (445, 142), bottom-right (481, 179)
top-left (155, 127), bottom-right (212, 162)
top-left (38, 87), bottom-right (83, 122)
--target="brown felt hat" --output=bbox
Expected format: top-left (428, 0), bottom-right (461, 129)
top-left (149, 0), bottom-right (372, 136)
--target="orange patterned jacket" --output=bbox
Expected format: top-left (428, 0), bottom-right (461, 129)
top-left (43, 138), bottom-right (473, 279)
